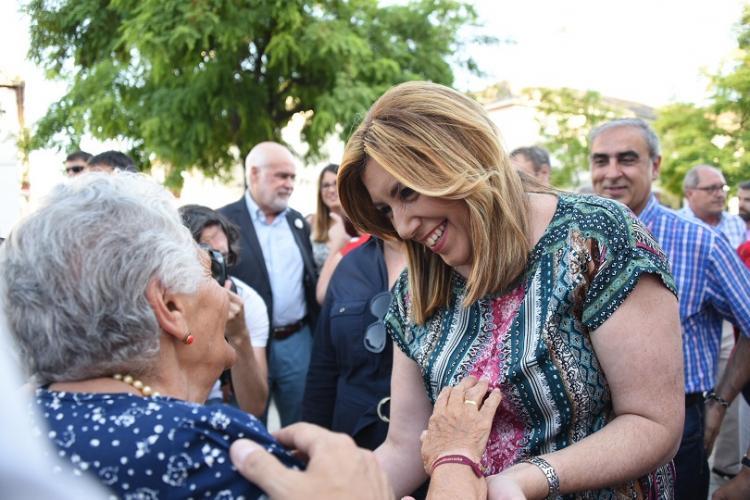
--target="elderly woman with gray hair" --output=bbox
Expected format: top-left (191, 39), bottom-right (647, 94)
top-left (0, 173), bottom-right (303, 498)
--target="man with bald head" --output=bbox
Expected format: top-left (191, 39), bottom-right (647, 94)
top-left (220, 142), bottom-right (318, 426)
top-left (680, 164), bottom-right (746, 248)
top-left (589, 118), bottom-right (750, 499)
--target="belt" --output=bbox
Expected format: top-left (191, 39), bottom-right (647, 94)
top-left (271, 320), bottom-right (305, 341)
top-left (685, 392), bottom-right (704, 407)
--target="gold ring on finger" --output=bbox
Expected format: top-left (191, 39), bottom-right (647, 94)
top-left (464, 399), bottom-right (478, 406)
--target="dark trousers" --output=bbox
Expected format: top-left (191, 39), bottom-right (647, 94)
top-left (674, 400), bottom-right (710, 500)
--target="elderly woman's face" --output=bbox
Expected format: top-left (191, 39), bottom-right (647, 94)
top-left (183, 250), bottom-right (236, 372)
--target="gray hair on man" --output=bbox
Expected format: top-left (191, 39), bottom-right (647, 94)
top-left (589, 118), bottom-right (661, 160)
top-left (0, 172), bottom-right (202, 383)
top-left (682, 164), bottom-right (722, 191)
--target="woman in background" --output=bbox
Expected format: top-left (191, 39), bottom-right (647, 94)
top-left (308, 163), bottom-right (361, 302)
top-left (303, 236), bottom-right (405, 449)
top-left (180, 204), bottom-right (269, 416)
top-left (308, 163), bottom-right (350, 271)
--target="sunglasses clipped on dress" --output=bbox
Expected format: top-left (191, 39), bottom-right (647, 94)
top-left (363, 291), bottom-right (392, 354)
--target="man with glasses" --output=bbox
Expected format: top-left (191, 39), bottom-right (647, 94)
top-left (589, 118), bottom-right (750, 500)
top-left (302, 236), bottom-right (407, 453)
top-left (679, 164), bottom-right (749, 489)
top-left (63, 150), bottom-right (92, 177)
top-left (680, 164), bottom-right (746, 248)
top-left (738, 180), bottom-right (750, 241)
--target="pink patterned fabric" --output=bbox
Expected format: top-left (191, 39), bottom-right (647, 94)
top-left (468, 286), bottom-right (526, 474)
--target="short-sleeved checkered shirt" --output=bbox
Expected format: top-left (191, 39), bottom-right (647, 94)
top-left (641, 195), bottom-right (750, 393)
top-left (678, 205), bottom-right (747, 248)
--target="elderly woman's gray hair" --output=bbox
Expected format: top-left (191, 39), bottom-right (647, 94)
top-left (0, 173), bottom-right (202, 383)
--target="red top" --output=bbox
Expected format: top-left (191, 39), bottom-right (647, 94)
top-left (340, 234), bottom-right (371, 256)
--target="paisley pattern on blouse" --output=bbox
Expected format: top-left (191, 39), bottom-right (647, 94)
top-left (387, 194), bottom-right (677, 499)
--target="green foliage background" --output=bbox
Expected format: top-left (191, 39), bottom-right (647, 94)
top-left (26, 0), bottom-right (489, 188)
top-left (528, 6), bottom-right (750, 196)
top-left (523, 87), bottom-right (623, 189)
top-left (655, 6), bottom-right (750, 195)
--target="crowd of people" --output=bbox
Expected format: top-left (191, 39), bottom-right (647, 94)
top-left (2, 80), bottom-right (750, 500)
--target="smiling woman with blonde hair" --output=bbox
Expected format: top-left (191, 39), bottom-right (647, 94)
top-left (339, 83), bottom-right (532, 325)
top-left (338, 81), bottom-right (684, 499)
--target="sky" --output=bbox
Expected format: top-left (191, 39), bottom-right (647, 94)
top-left (457, 0), bottom-right (747, 106)
top-left (1, 0), bottom-right (747, 126)
top-left (0, 0), bottom-right (747, 233)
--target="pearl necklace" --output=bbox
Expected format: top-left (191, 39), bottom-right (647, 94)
top-left (113, 373), bottom-right (160, 397)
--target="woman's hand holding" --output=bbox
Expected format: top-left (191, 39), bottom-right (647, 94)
top-left (420, 376), bottom-right (501, 473)
top-left (224, 281), bottom-right (250, 348)
top-left (327, 212), bottom-right (351, 253)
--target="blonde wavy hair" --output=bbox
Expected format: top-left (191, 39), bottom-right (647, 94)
top-left (339, 81), bottom-right (535, 324)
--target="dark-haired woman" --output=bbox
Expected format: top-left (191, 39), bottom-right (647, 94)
top-left (180, 204), bottom-right (269, 416)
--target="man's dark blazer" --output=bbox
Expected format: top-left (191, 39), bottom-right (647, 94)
top-left (219, 197), bottom-right (319, 330)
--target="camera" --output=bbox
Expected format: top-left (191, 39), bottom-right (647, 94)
top-left (200, 245), bottom-right (237, 292)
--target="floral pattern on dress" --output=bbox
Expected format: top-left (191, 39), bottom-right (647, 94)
top-left (32, 390), bottom-right (302, 499)
top-left (386, 194), bottom-right (677, 499)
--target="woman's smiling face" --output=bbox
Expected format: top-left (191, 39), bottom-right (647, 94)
top-left (362, 158), bottom-right (473, 277)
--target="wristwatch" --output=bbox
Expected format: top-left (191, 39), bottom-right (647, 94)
top-left (742, 456), bottom-right (750, 468)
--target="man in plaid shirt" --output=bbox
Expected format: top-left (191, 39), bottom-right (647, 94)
top-left (588, 118), bottom-right (750, 500)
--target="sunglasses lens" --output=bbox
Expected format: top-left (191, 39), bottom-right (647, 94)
top-left (370, 292), bottom-right (392, 318)
top-left (364, 322), bottom-right (386, 353)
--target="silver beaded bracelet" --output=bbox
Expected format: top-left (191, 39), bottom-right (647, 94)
top-left (705, 390), bottom-right (730, 408)
top-left (521, 456), bottom-right (560, 499)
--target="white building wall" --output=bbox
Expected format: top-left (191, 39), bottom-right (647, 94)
top-left (0, 90), bottom-right (21, 239)
top-left (485, 100), bottom-right (543, 153)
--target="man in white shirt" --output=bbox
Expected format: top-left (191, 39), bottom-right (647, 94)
top-left (220, 142), bottom-right (318, 426)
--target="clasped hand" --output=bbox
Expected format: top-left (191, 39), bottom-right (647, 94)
top-left (420, 376), bottom-right (502, 473)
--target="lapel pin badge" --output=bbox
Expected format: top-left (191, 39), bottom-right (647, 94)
top-left (294, 218), bottom-right (304, 230)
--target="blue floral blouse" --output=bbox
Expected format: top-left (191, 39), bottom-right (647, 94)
top-left (32, 389), bottom-right (301, 499)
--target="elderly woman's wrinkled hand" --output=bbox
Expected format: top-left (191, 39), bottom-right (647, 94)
top-left (420, 376), bottom-right (501, 474)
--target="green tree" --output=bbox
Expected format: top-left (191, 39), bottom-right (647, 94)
top-left (26, 0), bottom-right (489, 188)
top-left (708, 4), bottom-right (750, 186)
top-left (655, 5), bottom-right (750, 195)
top-left (524, 87), bottom-right (626, 188)
top-left (653, 103), bottom-right (733, 195)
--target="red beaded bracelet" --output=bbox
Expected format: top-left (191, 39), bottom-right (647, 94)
top-left (430, 454), bottom-right (483, 478)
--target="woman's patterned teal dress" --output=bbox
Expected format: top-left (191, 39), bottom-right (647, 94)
top-left (386, 194), bottom-right (677, 499)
